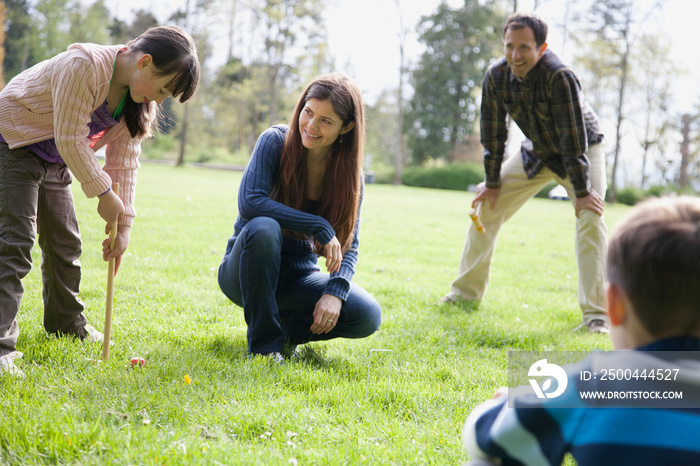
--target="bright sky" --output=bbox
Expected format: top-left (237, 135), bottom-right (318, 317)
top-left (108, 0), bottom-right (697, 111)
top-left (323, 0), bottom-right (461, 102)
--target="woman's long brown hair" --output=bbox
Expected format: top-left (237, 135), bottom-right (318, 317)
top-left (272, 73), bottom-right (365, 254)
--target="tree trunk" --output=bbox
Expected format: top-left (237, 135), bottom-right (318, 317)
top-left (175, 0), bottom-right (192, 167)
top-left (394, 85), bottom-right (405, 185)
top-left (609, 17), bottom-right (632, 203)
top-left (609, 60), bottom-right (627, 203)
top-left (393, 0), bottom-right (405, 185)
top-left (0, 1), bottom-right (6, 89)
top-left (268, 65), bottom-right (279, 125)
top-left (226, 0), bottom-right (238, 63)
top-left (177, 102), bottom-right (189, 166)
top-left (640, 141), bottom-right (650, 190)
top-left (640, 89), bottom-right (653, 189)
top-left (679, 114), bottom-right (691, 188)
top-left (249, 101), bottom-right (260, 155)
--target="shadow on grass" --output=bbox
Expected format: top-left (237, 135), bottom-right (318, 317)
top-left (295, 344), bottom-right (333, 368)
top-left (206, 334), bottom-right (248, 362)
top-left (436, 298), bottom-right (480, 314)
top-left (466, 327), bottom-right (549, 350)
top-left (203, 335), bottom-right (340, 370)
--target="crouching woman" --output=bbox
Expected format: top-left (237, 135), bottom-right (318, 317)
top-left (218, 73), bottom-right (381, 362)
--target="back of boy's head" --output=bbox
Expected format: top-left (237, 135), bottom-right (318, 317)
top-left (607, 196), bottom-right (700, 337)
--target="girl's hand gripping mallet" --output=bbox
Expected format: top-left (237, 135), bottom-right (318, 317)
top-left (102, 182), bottom-right (119, 361)
top-left (469, 201), bottom-right (486, 233)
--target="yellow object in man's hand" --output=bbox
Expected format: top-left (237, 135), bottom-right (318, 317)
top-left (469, 201), bottom-right (486, 233)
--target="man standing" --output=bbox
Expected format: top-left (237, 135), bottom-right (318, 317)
top-left (442, 12), bottom-right (608, 333)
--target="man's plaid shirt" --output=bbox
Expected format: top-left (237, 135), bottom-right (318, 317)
top-left (480, 49), bottom-right (604, 198)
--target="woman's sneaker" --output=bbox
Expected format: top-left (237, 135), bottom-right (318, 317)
top-left (249, 352), bottom-right (285, 364)
top-left (282, 343), bottom-right (300, 360)
top-left (0, 351), bottom-right (26, 378)
top-left (264, 352), bottom-right (285, 364)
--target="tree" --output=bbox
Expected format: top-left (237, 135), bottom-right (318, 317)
top-left (578, 0), bottom-right (665, 201)
top-left (221, 0), bottom-right (239, 63)
top-left (0, 0), bottom-right (6, 89)
top-left (252, 0), bottom-right (324, 125)
top-left (571, 35), bottom-right (618, 125)
top-left (679, 103), bottom-right (700, 190)
top-left (200, 0), bottom-right (328, 157)
top-left (4, 0), bottom-right (116, 81)
top-left (588, 0), bottom-right (632, 202)
top-left (406, 0), bottom-right (506, 164)
top-left (679, 114), bottom-right (692, 189)
top-left (632, 33), bottom-right (675, 189)
top-left (365, 89), bottom-right (401, 174)
top-left (4, 0), bottom-right (35, 79)
top-left (65, 0), bottom-right (110, 45)
top-left (168, 0), bottom-right (214, 166)
top-left (108, 9), bottom-right (159, 44)
top-left (394, 0), bottom-right (407, 185)
top-left (33, 0), bottom-right (72, 61)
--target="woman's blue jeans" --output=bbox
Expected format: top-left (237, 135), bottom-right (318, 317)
top-left (217, 217), bottom-right (381, 355)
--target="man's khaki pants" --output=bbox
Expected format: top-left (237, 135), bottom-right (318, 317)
top-left (448, 142), bottom-right (608, 324)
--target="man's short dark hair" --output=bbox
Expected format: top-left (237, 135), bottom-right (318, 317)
top-left (504, 12), bottom-right (548, 47)
top-left (607, 196), bottom-right (700, 337)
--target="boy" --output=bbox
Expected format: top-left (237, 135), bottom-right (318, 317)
top-left (463, 196), bottom-right (700, 465)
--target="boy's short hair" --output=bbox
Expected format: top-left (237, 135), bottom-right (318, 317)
top-left (607, 196), bottom-right (700, 336)
top-left (504, 12), bottom-right (548, 47)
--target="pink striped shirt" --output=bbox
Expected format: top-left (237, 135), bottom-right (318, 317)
top-left (0, 43), bottom-right (157, 227)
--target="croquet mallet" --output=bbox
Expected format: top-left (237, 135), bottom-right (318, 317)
top-left (469, 200), bottom-right (486, 234)
top-left (102, 182), bottom-right (119, 360)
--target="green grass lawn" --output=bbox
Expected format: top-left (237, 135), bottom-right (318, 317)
top-left (1, 163), bottom-right (629, 465)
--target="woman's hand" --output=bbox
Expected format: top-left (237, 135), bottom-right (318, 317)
top-left (96, 189), bottom-right (125, 232)
top-left (311, 294), bottom-right (341, 334)
top-left (323, 235), bottom-right (342, 274)
top-left (102, 225), bottom-right (131, 275)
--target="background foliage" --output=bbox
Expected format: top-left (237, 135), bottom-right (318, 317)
top-left (2, 0), bottom-right (699, 199)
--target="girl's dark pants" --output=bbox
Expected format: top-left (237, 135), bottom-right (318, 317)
top-left (0, 142), bottom-right (86, 357)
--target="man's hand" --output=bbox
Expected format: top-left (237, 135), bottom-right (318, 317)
top-left (574, 189), bottom-right (605, 218)
top-left (473, 183), bottom-right (500, 210)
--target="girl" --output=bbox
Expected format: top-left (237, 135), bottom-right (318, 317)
top-left (218, 74), bottom-right (381, 362)
top-left (0, 26), bottom-right (200, 377)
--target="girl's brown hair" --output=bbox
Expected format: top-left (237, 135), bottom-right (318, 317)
top-left (123, 25), bottom-right (200, 138)
top-left (272, 73), bottom-right (365, 254)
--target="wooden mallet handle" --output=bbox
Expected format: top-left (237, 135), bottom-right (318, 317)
top-left (469, 201), bottom-right (486, 233)
top-left (102, 182), bottom-right (119, 360)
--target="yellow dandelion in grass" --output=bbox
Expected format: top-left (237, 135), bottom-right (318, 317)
top-left (184, 374), bottom-right (192, 385)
